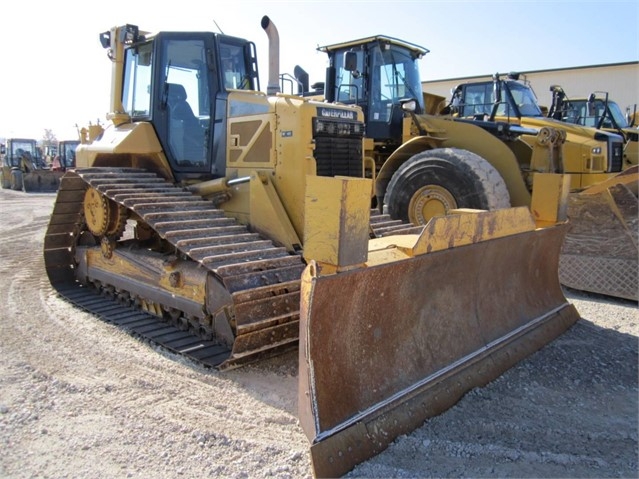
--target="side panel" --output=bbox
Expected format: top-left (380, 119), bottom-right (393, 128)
top-left (76, 122), bottom-right (174, 181)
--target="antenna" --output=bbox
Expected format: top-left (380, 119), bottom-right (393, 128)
top-left (212, 19), bottom-right (224, 34)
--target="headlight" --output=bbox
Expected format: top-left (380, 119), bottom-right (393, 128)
top-left (591, 147), bottom-right (602, 155)
top-left (314, 119), bottom-right (326, 134)
top-left (401, 100), bottom-right (417, 112)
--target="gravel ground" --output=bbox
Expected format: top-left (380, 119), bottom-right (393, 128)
top-left (0, 188), bottom-right (637, 479)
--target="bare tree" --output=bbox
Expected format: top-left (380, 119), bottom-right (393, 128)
top-left (40, 129), bottom-right (59, 163)
top-left (41, 129), bottom-right (58, 147)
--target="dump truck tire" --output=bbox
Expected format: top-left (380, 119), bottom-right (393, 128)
top-left (384, 147), bottom-right (511, 224)
top-left (10, 170), bottom-right (23, 191)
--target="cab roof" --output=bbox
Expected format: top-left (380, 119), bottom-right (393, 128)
top-left (317, 35), bottom-right (429, 57)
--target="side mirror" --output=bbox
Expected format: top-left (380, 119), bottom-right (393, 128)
top-left (400, 99), bottom-right (417, 112)
top-left (493, 82), bottom-right (502, 104)
top-left (344, 51), bottom-right (358, 72)
top-left (587, 93), bottom-right (596, 116)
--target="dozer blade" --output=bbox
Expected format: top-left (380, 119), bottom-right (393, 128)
top-left (23, 170), bottom-right (63, 192)
top-left (560, 165), bottom-right (638, 301)
top-left (298, 212), bottom-right (580, 478)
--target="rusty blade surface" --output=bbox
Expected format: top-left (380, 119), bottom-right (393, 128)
top-left (298, 223), bottom-right (580, 478)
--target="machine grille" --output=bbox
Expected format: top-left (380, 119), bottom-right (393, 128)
top-left (608, 138), bottom-right (624, 172)
top-left (314, 136), bottom-right (363, 177)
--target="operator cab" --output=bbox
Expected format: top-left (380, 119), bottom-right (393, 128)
top-left (562, 97), bottom-right (630, 130)
top-left (102, 25), bottom-right (259, 181)
top-left (450, 74), bottom-right (544, 120)
top-left (319, 36), bottom-right (428, 142)
top-left (59, 141), bottom-right (80, 169)
top-left (4, 139), bottom-right (42, 168)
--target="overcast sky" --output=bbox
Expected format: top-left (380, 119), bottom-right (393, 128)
top-left (1, 0), bottom-right (637, 140)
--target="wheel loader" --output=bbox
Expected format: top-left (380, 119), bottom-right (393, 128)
top-left (43, 18), bottom-right (579, 477)
top-left (0, 138), bottom-right (63, 192)
top-left (302, 36), bottom-right (637, 301)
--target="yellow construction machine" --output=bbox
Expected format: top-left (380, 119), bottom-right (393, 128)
top-left (546, 85), bottom-right (637, 167)
top-left (43, 18), bottom-right (580, 477)
top-left (442, 74), bottom-right (638, 301)
top-left (0, 138), bottom-right (63, 191)
top-left (446, 75), bottom-right (634, 177)
top-left (51, 139), bottom-right (80, 172)
top-left (303, 37), bottom-right (637, 301)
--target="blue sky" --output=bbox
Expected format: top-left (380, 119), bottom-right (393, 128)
top-left (1, 0), bottom-right (637, 140)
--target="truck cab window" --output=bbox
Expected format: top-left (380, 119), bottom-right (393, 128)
top-left (507, 82), bottom-right (542, 117)
top-left (368, 43), bottom-right (423, 122)
top-left (335, 50), bottom-right (365, 103)
top-left (161, 39), bottom-right (210, 166)
top-left (461, 83), bottom-right (493, 117)
top-left (220, 43), bottom-right (251, 90)
top-left (123, 43), bottom-right (152, 117)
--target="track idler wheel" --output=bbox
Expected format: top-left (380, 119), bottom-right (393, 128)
top-left (100, 237), bottom-right (116, 259)
top-left (83, 187), bottom-right (128, 238)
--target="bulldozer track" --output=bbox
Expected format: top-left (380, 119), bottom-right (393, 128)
top-left (43, 167), bottom-right (416, 370)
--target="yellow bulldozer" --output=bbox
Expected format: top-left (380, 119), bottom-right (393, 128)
top-left (43, 18), bottom-right (580, 477)
top-left (0, 138), bottom-right (63, 192)
top-left (299, 36), bottom-right (637, 302)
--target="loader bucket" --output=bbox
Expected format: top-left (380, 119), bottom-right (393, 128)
top-left (298, 212), bottom-right (580, 478)
top-left (560, 165), bottom-right (639, 301)
top-left (22, 170), bottom-right (63, 192)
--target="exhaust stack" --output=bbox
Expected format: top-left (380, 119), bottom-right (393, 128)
top-left (261, 16), bottom-right (281, 95)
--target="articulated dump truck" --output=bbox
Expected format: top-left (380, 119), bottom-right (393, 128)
top-left (43, 18), bottom-right (580, 477)
top-left (442, 74), bottom-right (638, 301)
